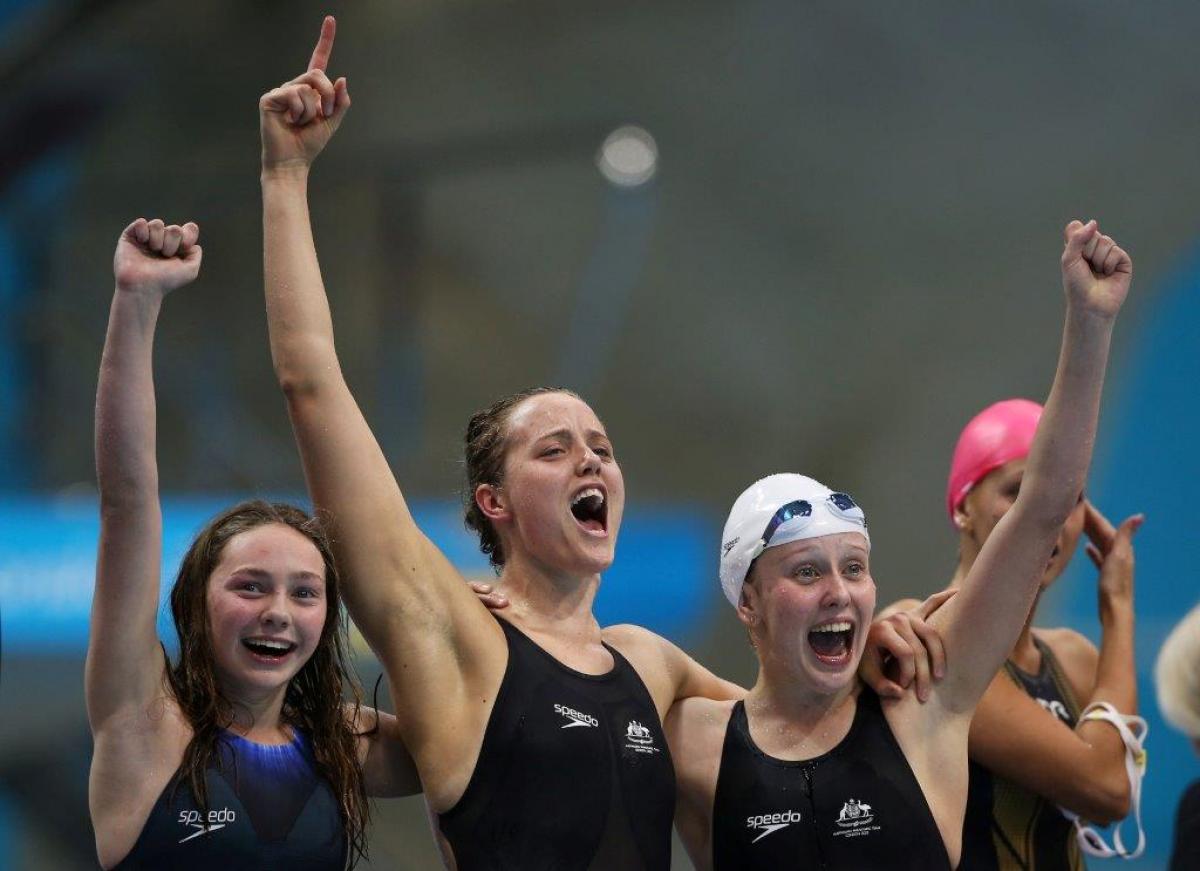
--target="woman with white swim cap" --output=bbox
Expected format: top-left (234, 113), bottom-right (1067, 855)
top-left (665, 219), bottom-right (1134, 870)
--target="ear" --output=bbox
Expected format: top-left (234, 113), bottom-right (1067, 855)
top-left (475, 483), bottom-right (510, 523)
top-left (952, 499), bottom-right (971, 533)
top-left (737, 580), bottom-right (760, 630)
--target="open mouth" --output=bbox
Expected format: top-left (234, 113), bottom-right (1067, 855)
top-left (241, 638), bottom-right (297, 661)
top-left (569, 486), bottom-right (608, 535)
top-left (807, 621), bottom-right (855, 666)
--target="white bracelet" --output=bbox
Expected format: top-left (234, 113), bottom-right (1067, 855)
top-left (1058, 701), bottom-right (1148, 860)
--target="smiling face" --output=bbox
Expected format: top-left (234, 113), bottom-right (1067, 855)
top-left (956, 458), bottom-right (1086, 588)
top-left (478, 391), bottom-right (625, 577)
top-left (740, 532), bottom-right (875, 696)
top-left (204, 523), bottom-right (329, 700)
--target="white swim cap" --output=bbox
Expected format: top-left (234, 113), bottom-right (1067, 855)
top-left (718, 473), bottom-right (869, 608)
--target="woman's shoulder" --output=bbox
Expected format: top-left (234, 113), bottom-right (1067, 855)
top-left (1033, 626), bottom-right (1098, 682)
top-left (601, 622), bottom-right (681, 682)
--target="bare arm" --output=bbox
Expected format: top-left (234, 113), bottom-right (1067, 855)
top-left (259, 18), bottom-right (503, 733)
top-left (351, 704), bottom-right (422, 798)
top-left (86, 219), bottom-right (202, 731)
top-left (933, 221), bottom-right (1132, 713)
top-left (675, 653), bottom-right (745, 706)
top-left (664, 696), bottom-right (728, 871)
top-left (971, 666), bottom-right (1129, 823)
top-left (972, 506), bottom-right (1144, 822)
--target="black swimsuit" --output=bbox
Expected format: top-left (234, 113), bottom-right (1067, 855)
top-left (959, 636), bottom-right (1083, 871)
top-left (438, 616), bottom-right (676, 870)
top-left (111, 729), bottom-right (345, 871)
top-left (711, 690), bottom-right (951, 870)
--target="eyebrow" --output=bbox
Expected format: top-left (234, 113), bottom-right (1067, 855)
top-left (534, 427), bottom-right (610, 443)
top-left (228, 567), bottom-right (272, 579)
top-left (226, 568), bottom-right (324, 584)
top-left (289, 571), bottom-right (325, 584)
top-left (780, 542), bottom-right (867, 561)
top-left (780, 544), bottom-right (828, 563)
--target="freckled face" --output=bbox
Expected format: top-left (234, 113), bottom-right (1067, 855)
top-left (205, 523), bottom-right (328, 698)
top-left (491, 392), bottom-right (624, 576)
top-left (743, 533), bottom-right (874, 695)
top-left (960, 459), bottom-right (1086, 588)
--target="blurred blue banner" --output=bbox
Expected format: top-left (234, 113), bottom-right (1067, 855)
top-left (0, 496), bottom-right (718, 654)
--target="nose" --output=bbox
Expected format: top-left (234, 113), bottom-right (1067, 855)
top-left (261, 591), bottom-right (291, 629)
top-left (578, 445), bottom-right (602, 476)
top-left (821, 572), bottom-right (852, 610)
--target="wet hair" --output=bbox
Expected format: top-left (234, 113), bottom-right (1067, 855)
top-left (166, 500), bottom-right (370, 867)
top-left (463, 387), bottom-right (580, 570)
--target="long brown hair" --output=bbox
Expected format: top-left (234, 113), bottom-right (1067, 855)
top-left (463, 387), bottom-right (579, 570)
top-left (166, 500), bottom-right (370, 867)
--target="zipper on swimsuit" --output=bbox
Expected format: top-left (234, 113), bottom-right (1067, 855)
top-left (802, 765), bottom-right (828, 871)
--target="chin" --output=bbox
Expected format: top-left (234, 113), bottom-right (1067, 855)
top-left (218, 656), bottom-right (301, 697)
top-left (806, 671), bottom-right (857, 699)
top-left (799, 653), bottom-right (860, 696)
top-left (569, 534), bottom-right (616, 573)
top-left (576, 549), bottom-right (615, 576)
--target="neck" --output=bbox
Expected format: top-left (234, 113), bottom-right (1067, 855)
top-left (746, 658), bottom-right (858, 731)
top-left (741, 667), bottom-right (859, 761)
top-left (496, 550), bottom-right (603, 639)
top-left (221, 682), bottom-right (292, 744)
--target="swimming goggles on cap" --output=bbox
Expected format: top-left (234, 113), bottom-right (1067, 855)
top-left (759, 492), bottom-right (866, 548)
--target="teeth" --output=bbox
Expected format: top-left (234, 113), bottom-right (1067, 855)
top-left (572, 488), bottom-right (604, 506)
top-left (248, 639), bottom-right (292, 650)
top-left (812, 622), bottom-right (852, 633)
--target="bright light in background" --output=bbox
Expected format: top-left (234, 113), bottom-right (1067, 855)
top-left (597, 125), bottom-right (658, 187)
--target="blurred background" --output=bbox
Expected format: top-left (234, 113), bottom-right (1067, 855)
top-left (2, 0), bottom-right (1199, 867)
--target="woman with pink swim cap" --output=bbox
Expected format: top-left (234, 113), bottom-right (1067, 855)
top-left (881, 394), bottom-right (1144, 868)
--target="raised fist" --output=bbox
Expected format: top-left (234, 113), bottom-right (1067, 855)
top-left (260, 16), bottom-right (351, 171)
top-left (1061, 219), bottom-right (1133, 319)
top-left (113, 218), bottom-right (201, 295)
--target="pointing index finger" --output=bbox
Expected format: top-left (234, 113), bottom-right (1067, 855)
top-left (308, 15), bottom-right (336, 72)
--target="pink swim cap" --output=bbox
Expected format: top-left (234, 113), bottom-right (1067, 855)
top-left (945, 399), bottom-right (1043, 523)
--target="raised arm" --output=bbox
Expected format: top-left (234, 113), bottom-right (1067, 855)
top-left (259, 18), bottom-right (503, 724)
top-left (86, 219), bottom-right (202, 731)
top-left (934, 220), bottom-right (1132, 712)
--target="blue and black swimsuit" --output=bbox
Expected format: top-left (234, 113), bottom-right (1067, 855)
top-left (111, 728), bottom-right (346, 870)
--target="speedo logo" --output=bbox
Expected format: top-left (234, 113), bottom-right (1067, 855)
top-left (177, 807), bottom-right (236, 844)
top-left (554, 703), bottom-right (599, 728)
top-left (747, 809), bottom-right (802, 843)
